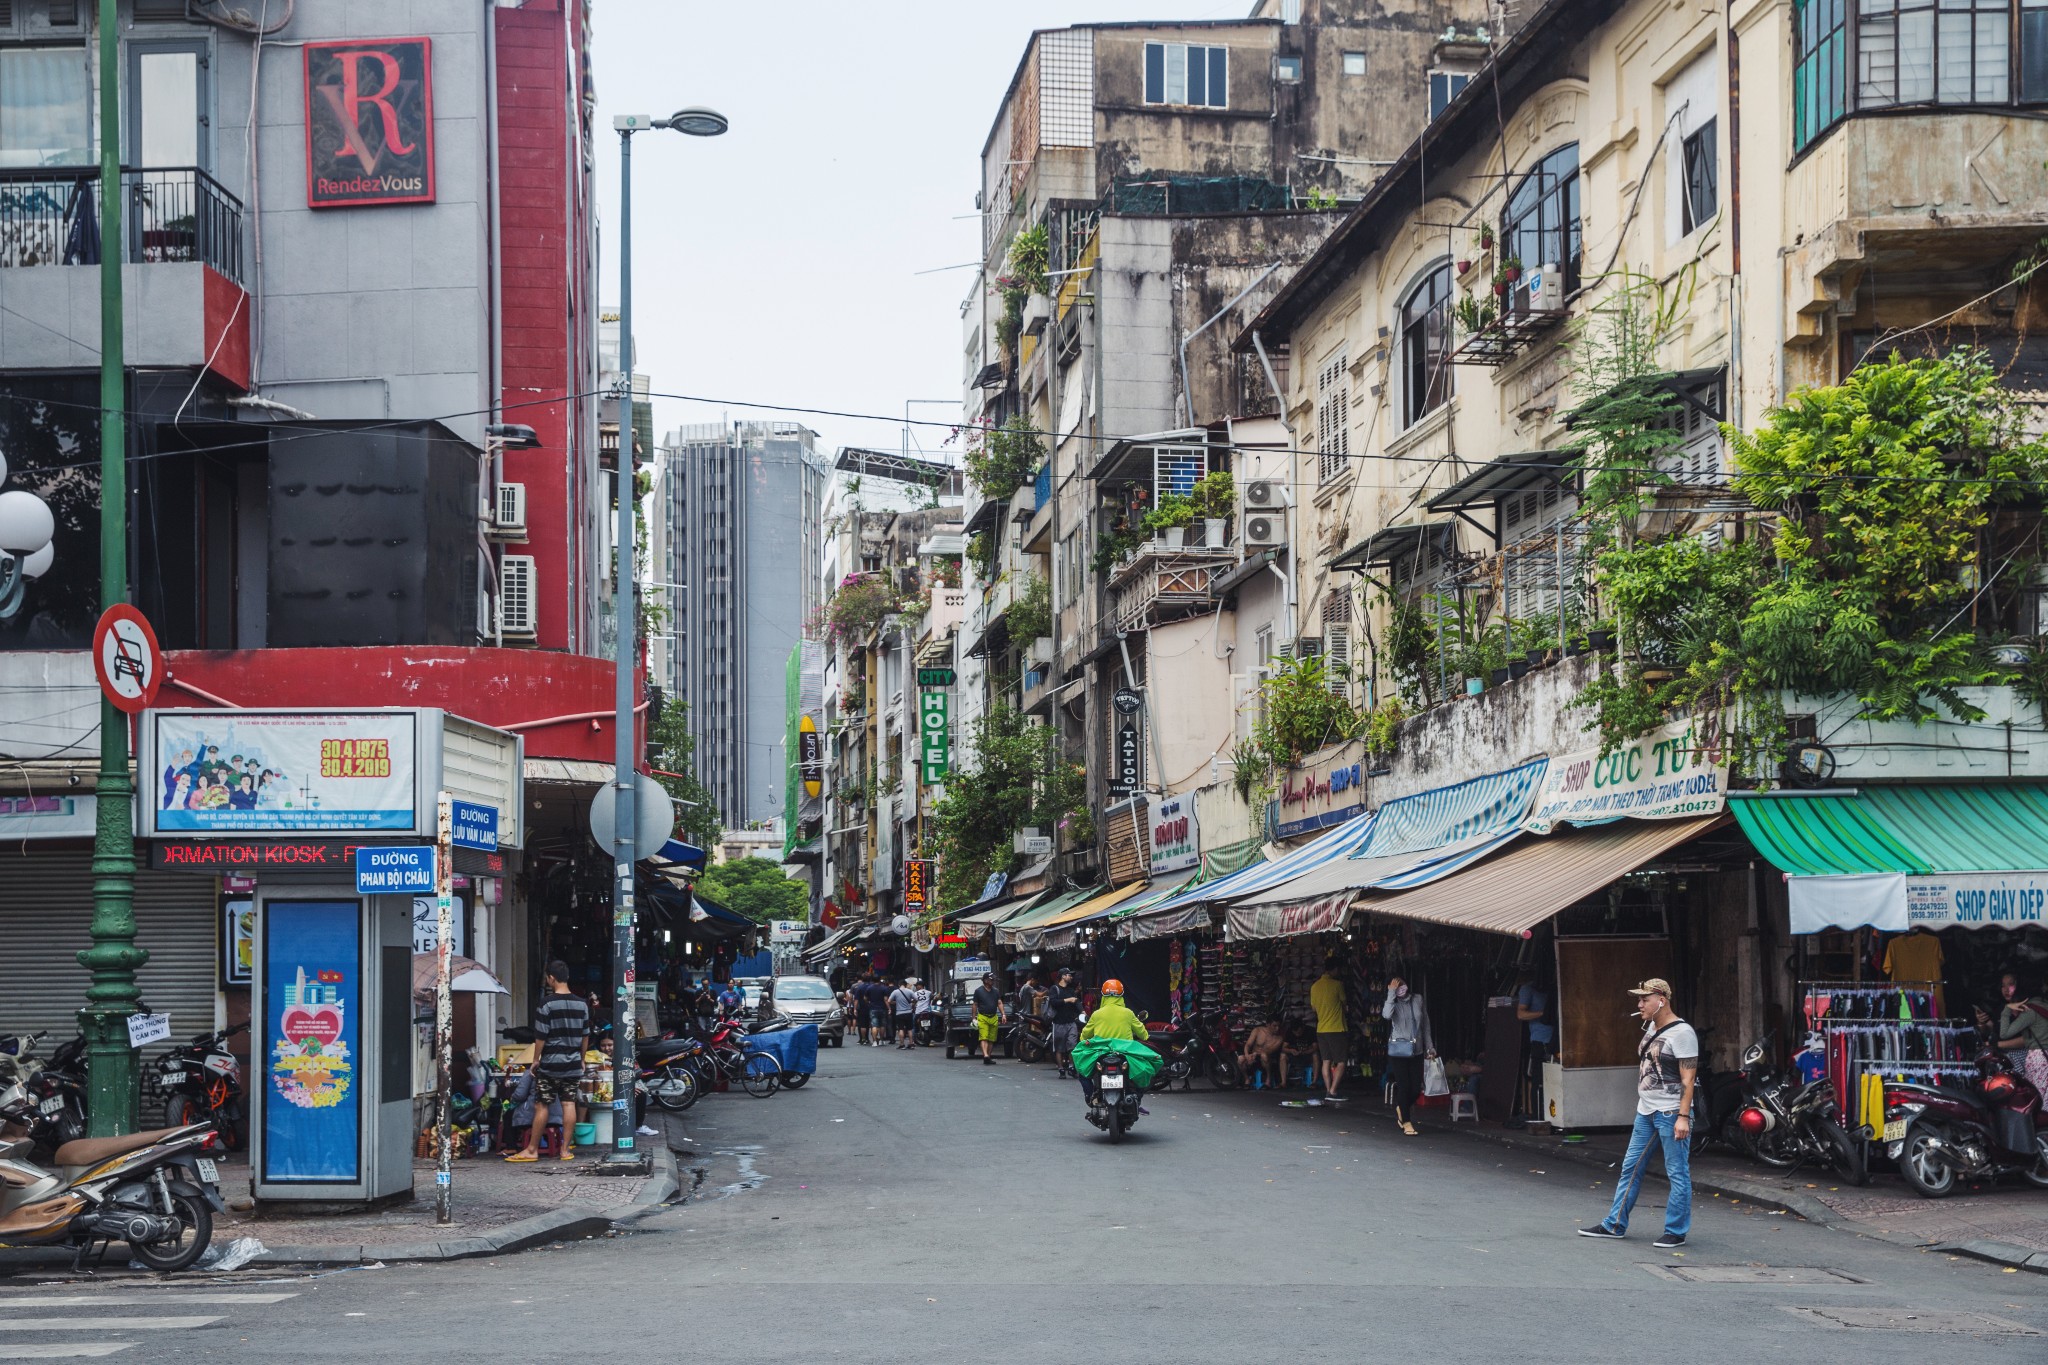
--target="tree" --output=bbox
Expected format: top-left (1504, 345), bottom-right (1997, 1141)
top-left (691, 856), bottom-right (809, 924)
top-left (646, 692), bottom-right (720, 848)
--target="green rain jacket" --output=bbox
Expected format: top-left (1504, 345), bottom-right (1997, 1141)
top-left (1072, 1001), bottom-right (1161, 1087)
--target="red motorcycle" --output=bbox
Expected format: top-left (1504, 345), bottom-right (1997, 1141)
top-left (1884, 1040), bottom-right (2048, 1198)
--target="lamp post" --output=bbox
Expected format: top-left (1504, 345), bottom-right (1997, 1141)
top-left (609, 106), bottom-right (725, 1167)
top-left (79, 0), bottom-right (142, 1137)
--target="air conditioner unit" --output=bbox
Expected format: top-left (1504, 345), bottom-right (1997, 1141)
top-left (488, 482), bottom-right (527, 540)
top-left (1242, 508), bottom-right (1286, 547)
top-left (1242, 479), bottom-right (1284, 510)
top-left (499, 556), bottom-right (538, 639)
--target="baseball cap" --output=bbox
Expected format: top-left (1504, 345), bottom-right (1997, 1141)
top-left (1627, 978), bottom-right (1674, 998)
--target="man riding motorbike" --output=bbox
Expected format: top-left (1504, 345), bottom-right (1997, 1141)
top-left (1077, 979), bottom-right (1148, 1103)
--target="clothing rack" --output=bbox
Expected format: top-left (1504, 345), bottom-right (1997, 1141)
top-left (1801, 980), bottom-right (1945, 1022)
top-left (1803, 979), bottom-right (1971, 1132)
top-left (1848, 1058), bottom-right (1982, 1138)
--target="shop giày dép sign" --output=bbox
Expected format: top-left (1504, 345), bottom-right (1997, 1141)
top-left (305, 37), bottom-right (436, 208)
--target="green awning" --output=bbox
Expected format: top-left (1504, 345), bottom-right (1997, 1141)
top-left (1732, 785), bottom-right (2048, 876)
top-left (991, 884), bottom-right (1102, 944)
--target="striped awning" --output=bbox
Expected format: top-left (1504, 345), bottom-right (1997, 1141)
top-left (1023, 881), bottom-right (1158, 952)
top-left (1136, 811), bottom-right (1376, 921)
top-left (992, 885), bottom-right (1102, 946)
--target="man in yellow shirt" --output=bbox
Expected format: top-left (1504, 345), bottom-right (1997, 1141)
top-left (1309, 955), bottom-right (1350, 1104)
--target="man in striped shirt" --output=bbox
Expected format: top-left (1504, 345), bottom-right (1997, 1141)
top-left (507, 960), bottom-right (590, 1162)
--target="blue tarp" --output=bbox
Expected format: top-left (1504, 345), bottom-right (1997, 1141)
top-left (746, 1023), bottom-right (818, 1076)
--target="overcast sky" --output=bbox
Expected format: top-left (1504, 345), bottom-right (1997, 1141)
top-left (591, 1), bottom-right (1249, 466)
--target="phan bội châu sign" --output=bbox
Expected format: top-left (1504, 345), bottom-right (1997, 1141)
top-left (304, 37), bottom-right (436, 208)
top-left (148, 711), bottom-right (418, 834)
top-left (1148, 793), bottom-right (1199, 875)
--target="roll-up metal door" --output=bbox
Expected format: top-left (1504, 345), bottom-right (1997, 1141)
top-left (0, 846), bottom-right (217, 1055)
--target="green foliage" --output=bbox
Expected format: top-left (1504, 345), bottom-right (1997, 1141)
top-left (819, 572), bottom-right (901, 647)
top-left (1301, 186), bottom-right (1339, 211)
top-left (1009, 571), bottom-right (1051, 643)
top-left (646, 695), bottom-right (721, 847)
top-left (1091, 524), bottom-right (1144, 576)
top-left (1383, 597), bottom-right (1442, 706)
top-left (1004, 224), bottom-right (1051, 296)
top-left (1141, 493), bottom-right (1198, 534)
top-left (931, 705), bottom-right (1084, 911)
top-left (1230, 738), bottom-right (1271, 807)
top-left (1251, 654), bottom-right (1362, 768)
top-left (690, 856), bottom-right (809, 924)
top-left (966, 531), bottom-right (998, 582)
top-left (961, 415), bottom-right (1045, 502)
top-left (1192, 470), bottom-right (1235, 520)
top-left (1362, 695), bottom-right (1407, 758)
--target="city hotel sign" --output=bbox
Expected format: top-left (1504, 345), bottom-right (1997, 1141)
top-left (305, 37), bottom-right (436, 208)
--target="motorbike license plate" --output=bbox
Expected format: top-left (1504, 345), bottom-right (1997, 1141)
top-left (194, 1157), bottom-right (218, 1184)
top-left (1100, 1074), bottom-right (1125, 1089)
top-left (159, 1071), bottom-right (188, 1084)
top-left (1882, 1119), bottom-right (1906, 1141)
top-left (38, 1096), bottom-right (62, 1115)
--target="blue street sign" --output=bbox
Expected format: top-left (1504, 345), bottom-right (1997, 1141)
top-left (449, 800), bottom-right (499, 851)
top-left (355, 845), bottom-right (435, 894)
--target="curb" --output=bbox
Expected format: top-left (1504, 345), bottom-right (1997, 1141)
top-left (246, 1143), bottom-right (681, 1266)
top-left (1936, 1239), bottom-right (2048, 1275)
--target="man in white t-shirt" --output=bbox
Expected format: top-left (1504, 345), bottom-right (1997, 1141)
top-left (1578, 977), bottom-right (1697, 1250)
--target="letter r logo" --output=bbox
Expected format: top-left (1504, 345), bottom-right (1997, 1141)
top-left (320, 49), bottom-right (415, 172)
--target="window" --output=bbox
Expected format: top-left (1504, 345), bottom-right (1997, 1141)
top-left (0, 46), bottom-right (89, 168)
top-left (1343, 51), bottom-right (1367, 76)
top-left (1400, 262), bottom-right (1453, 428)
top-left (1856, 0), bottom-right (2007, 104)
top-left (1429, 70), bottom-right (1471, 118)
top-left (1794, 0), bottom-right (1849, 149)
top-left (1315, 351), bottom-right (1350, 485)
top-left (1144, 42), bottom-right (1228, 107)
top-left (1502, 144), bottom-right (1581, 303)
top-left (1276, 54), bottom-right (1303, 83)
top-left (1280, 0), bottom-right (1303, 22)
top-left (1680, 118), bottom-right (1718, 233)
top-left (131, 44), bottom-right (207, 169)
top-left (1058, 530), bottom-right (1082, 607)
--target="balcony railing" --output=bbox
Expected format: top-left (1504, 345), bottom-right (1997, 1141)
top-left (1105, 539), bottom-right (1236, 631)
top-left (0, 166), bottom-right (245, 283)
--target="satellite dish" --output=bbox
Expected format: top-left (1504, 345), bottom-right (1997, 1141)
top-left (587, 773), bottom-right (676, 857)
top-left (890, 914), bottom-right (913, 937)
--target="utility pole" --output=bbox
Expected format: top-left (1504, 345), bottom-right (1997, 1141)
top-left (433, 791), bottom-right (454, 1224)
top-left (80, 0), bottom-right (144, 1137)
top-left (609, 119), bottom-right (642, 1167)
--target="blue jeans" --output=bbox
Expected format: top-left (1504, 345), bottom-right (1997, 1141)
top-left (1601, 1109), bottom-right (1691, 1237)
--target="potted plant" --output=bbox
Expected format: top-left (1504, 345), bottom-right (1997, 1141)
top-left (1192, 470), bottom-right (1234, 546)
top-left (1586, 623), bottom-right (1617, 652)
top-left (1478, 223), bottom-right (1494, 251)
top-left (1501, 255), bottom-right (1523, 284)
top-left (1456, 258), bottom-right (1472, 276)
top-left (1489, 665), bottom-right (1512, 686)
top-left (1454, 294), bottom-right (1484, 333)
top-left (1142, 493), bottom-right (1198, 549)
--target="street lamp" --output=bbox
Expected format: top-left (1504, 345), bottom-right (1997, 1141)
top-left (607, 104), bottom-right (726, 1169)
top-left (0, 479), bottom-right (56, 619)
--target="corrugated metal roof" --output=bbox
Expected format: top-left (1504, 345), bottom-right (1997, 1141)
top-left (1731, 786), bottom-right (2048, 876)
top-left (1346, 815), bottom-right (1727, 936)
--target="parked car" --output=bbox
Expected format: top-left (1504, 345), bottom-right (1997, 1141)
top-left (764, 974), bottom-right (845, 1047)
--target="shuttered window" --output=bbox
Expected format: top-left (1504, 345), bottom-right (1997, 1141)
top-left (1316, 352), bottom-right (1349, 485)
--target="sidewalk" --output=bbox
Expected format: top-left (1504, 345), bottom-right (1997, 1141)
top-left (1244, 1083), bottom-right (2048, 1273)
top-left (209, 1115), bottom-right (684, 1266)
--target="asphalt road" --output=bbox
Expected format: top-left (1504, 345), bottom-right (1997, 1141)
top-left (6, 1044), bottom-right (2046, 1361)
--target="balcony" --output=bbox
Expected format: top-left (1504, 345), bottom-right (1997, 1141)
top-left (1104, 538), bottom-right (1236, 632)
top-left (0, 167), bottom-right (243, 280)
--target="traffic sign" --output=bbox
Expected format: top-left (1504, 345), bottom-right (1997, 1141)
top-left (449, 800), bottom-right (498, 851)
top-left (92, 605), bottom-right (163, 714)
top-left (356, 845), bottom-right (435, 894)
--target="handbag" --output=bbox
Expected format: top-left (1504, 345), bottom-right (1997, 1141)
top-left (1422, 1056), bottom-right (1449, 1097)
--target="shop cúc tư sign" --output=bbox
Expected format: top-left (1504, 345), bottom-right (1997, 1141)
top-left (1148, 793), bottom-right (1199, 875)
top-left (1524, 719), bottom-right (1728, 833)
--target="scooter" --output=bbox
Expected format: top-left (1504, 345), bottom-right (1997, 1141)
top-left (0, 1061), bottom-right (225, 1271)
top-left (2, 1031), bottom-right (89, 1157)
top-left (1733, 1061), bottom-right (1868, 1184)
top-left (1885, 1040), bottom-right (2048, 1198)
top-left (152, 1021), bottom-right (249, 1151)
top-left (1084, 1052), bottom-right (1143, 1143)
top-left (634, 1034), bottom-right (704, 1112)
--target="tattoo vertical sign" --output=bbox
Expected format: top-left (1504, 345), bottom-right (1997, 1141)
top-left (304, 38), bottom-right (436, 208)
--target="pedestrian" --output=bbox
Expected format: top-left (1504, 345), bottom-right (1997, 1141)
top-left (862, 973), bottom-right (889, 1046)
top-left (1381, 973), bottom-right (1435, 1135)
top-left (507, 959), bottom-right (588, 1163)
top-left (1580, 977), bottom-right (1697, 1249)
top-left (1309, 953), bottom-right (1351, 1104)
top-left (972, 972), bottom-right (1005, 1065)
top-left (1048, 969), bottom-right (1083, 1067)
top-left (1514, 967), bottom-right (1555, 1118)
top-left (911, 977), bottom-right (936, 1045)
top-left (888, 977), bottom-right (918, 1050)
top-left (1980, 970), bottom-right (2048, 1095)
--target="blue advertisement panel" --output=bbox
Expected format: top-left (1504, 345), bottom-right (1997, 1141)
top-left (150, 711), bottom-right (418, 833)
top-left (262, 900), bottom-right (361, 1183)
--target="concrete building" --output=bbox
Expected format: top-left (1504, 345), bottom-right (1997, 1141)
top-left (657, 421), bottom-right (828, 830)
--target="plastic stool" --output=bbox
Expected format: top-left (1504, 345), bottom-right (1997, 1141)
top-left (1448, 1092), bottom-right (1478, 1122)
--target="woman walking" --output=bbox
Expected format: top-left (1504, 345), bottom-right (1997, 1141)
top-left (1382, 975), bottom-right (1436, 1136)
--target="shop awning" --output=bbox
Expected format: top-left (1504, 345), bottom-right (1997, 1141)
top-left (1225, 894), bottom-right (1353, 941)
top-left (957, 888), bottom-right (1050, 932)
top-left (1033, 879), bottom-right (1172, 951)
top-left (1138, 811), bottom-right (1375, 923)
top-left (1344, 815), bottom-right (1726, 936)
top-left (802, 923), bottom-right (862, 961)
top-left (1731, 785), bottom-right (2048, 933)
top-left (993, 885), bottom-right (1103, 946)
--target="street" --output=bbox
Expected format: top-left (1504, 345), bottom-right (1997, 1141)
top-left (5, 1049), bottom-right (2045, 1361)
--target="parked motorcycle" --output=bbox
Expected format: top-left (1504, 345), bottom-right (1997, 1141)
top-left (1692, 1035), bottom-right (1777, 1158)
top-left (1733, 1053), bottom-right (1867, 1185)
top-left (1197, 1009), bottom-right (1250, 1092)
top-left (1885, 1040), bottom-right (2048, 1198)
top-left (1, 1031), bottom-right (89, 1157)
top-left (1085, 1051), bottom-right (1143, 1143)
top-left (152, 1022), bottom-right (248, 1151)
top-left (913, 1006), bottom-right (944, 1047)
top-left (0, 1060), bottom-right (225, 1271)
top-left (634, 1034), bottom-right (704, 1112)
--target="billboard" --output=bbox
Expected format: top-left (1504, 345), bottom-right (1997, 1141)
top-left (148, 711), bottom-right (418, 834)
top-left (261, 900), bottom-right (361, 1184)
top-left (304, 38), bottom-right (436, 208)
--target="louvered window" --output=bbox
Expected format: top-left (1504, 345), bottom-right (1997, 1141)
top-left (1322, 593), bottom-right (1353, 697)
top-left (1316, 352), bottom-right (1349, 485)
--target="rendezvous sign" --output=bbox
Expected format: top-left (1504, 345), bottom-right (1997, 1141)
top-left (355, 846), bottom-right (435, 894)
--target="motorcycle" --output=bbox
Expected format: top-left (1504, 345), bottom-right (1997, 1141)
top-left (1733, 1052), bottom-right (1867, 1185)
top-left (1688, 1031), bottom-right (1765, 1156)
top-left (1884, 1040), bottom-right (2048, 1198)
top-left (2, 1031), bottom-right (89, 1156)
top-left (634, 1034), bottom-right (704, 1112)
top-left (913, 1005), bottom-right (944, 1047)
top-left (0, 1059), bottom-right (225, 1271)
top-left (152, 1022), bottom-right (248, 1151)
top-left (1197, 1009), bottom-right (1250, 1091)
top-left (1143, 1019), bottom-right (1199, 1092)
top-left (1085, 1051), bottom-right (1143, 1144)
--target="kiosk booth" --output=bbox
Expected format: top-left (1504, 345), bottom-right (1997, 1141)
top-left (140, 707), bottom-right (522, 1207)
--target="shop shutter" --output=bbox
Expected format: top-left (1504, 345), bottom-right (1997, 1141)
top-left (1104, 799), bottom-right (1150, 885)
top-left (0, 848), bottom-right (217, 1064)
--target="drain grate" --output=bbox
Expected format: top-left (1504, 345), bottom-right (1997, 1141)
top-left (1785, 1307), bottom-right (2042, 1335)
top-left (1642, 1265), bottom-right (1869, 1285)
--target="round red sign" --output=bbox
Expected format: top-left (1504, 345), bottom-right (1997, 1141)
top-left (92, 604), bottom-right (164, 714)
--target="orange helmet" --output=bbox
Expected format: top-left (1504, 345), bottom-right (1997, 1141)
top-left (1101, 978), bottom-right (1125, 996)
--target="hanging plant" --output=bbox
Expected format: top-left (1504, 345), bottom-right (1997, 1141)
top-left (1478, 223), bottom-right (1495, 250)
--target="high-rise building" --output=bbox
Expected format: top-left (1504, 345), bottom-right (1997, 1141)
top-left (653, 422), bottom-right (828, 829)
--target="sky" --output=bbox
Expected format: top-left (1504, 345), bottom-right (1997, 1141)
top-left (591, 1), bottom-right (1252, 468)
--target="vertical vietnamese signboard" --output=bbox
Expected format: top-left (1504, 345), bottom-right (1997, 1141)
top-left (902, 858), bottom-right (931, 916)
top-left (262, 900), bottom-right (361, 1184)
top-left (919, 689), bottom-right (949, 785)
